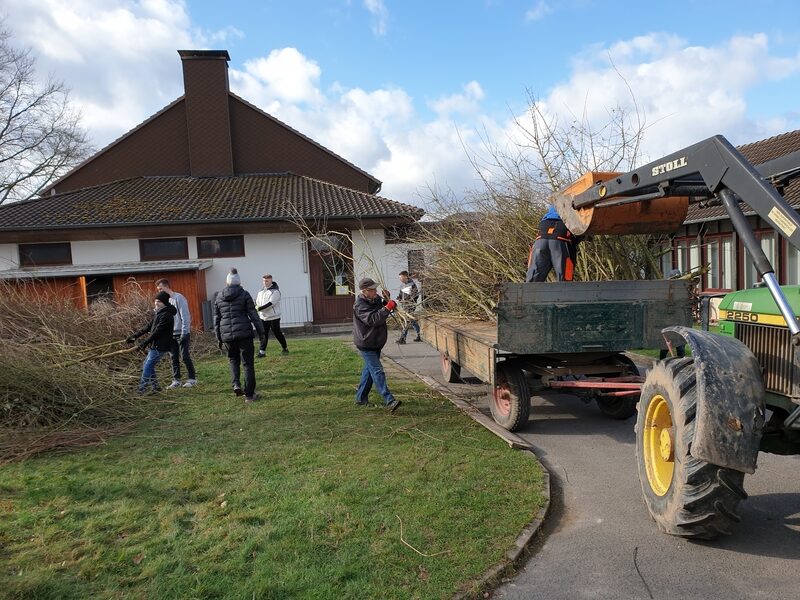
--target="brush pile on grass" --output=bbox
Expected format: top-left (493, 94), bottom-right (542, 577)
top-left (0, 281), bottom-right (164, 462)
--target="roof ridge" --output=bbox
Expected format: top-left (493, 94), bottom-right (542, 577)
top-left (228, 92), bottom-right (382, 192)
top-left (41, 96), bottom-right (187, 195)
top-left (738, 128), bottom-right (800, 150)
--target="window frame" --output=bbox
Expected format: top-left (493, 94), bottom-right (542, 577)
top-left (18, 242), bottom-right (72, 267)
top-left (196, 235), bottom-right (246, 259)
top-left (139, 237), bottom-right (189, 261)
top-left (704, 233), bottom-right (735, 292)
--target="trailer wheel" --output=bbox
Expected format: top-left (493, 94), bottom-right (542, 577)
top-left (440, 352), bottom-right (461, 383)
top-left (635, 358), bottom-right (747, 539)
top-left (596, 354), bottom-right (639, 420)
top-left (490, 362), bottom-right (530, 432)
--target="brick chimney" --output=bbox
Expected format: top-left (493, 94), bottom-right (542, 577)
top-left (178, 50), bottom-right (234, 176)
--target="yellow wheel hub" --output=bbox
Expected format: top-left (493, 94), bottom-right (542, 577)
top-left (643, 394), bottom-right (674, 496)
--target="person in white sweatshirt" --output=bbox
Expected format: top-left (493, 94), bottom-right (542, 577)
top-left (255, 274), bottom-right (289, 356)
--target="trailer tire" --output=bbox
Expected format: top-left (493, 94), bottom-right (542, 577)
top-left (440, 352), bottom-right (461, 383)
top-left (635, 358), bottom-right (747, 539)
top-left (596, 354), bottom-right (639, 420)
top-left (490, 362), bottom-right (530, 432)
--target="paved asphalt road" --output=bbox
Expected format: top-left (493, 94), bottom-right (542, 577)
top-left (381, 339), bottom-right (800, 600)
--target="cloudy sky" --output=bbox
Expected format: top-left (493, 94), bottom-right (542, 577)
top-left (4, 0), bottom-right (800, 206)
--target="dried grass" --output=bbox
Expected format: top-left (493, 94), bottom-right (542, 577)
top-left (0, 280), bottom-right (166, 462)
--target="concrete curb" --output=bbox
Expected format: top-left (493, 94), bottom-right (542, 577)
top-left (382, 354), bottom-right (552, 600)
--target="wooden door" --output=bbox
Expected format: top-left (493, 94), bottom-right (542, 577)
top-left (308, 234), bottom-right (355, 324)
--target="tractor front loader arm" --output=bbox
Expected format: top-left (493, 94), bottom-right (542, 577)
top-left (562, 134), bottom-right (800, 341)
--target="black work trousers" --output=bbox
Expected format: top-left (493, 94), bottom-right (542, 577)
top-left (526, 238), bottom-right (574, 282)
top-left (170, 333), bottom-right (196, 380)
top-left (225, 338), bottom-right (256, 397)
top-left (259, 318), bottom-right (288, 351)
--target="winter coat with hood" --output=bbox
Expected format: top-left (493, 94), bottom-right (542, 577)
top-left (256, 281), bottom-right (282, 320)
top-left (353, 294), bottom-right (392, 351)
top-left (214, 284), bottom-right (265, 343)
top-left (132, 304), bottom-right (177, 351)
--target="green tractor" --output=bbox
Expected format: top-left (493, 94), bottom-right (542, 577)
top-left (561, 135), bottom-right (800, 539)
top-left (635, 288), bottom-right (800, 539)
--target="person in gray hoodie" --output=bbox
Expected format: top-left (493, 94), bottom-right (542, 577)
top-left (352, 277), bottom-right (401, 412)
top-left (214, 269), bottom-right (266, 403)
top-left (156, 279), bottom-right (197, 388)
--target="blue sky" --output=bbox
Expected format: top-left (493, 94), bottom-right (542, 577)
top-left (5, 0), bottom-right (800, 205)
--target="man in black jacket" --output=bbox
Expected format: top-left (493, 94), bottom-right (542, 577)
top-left (127, 290), bottom-right (177, 394)
top-left (353, 277), bottom-right (401, 412)
top-left (214, 268), bottom-right (266, 403)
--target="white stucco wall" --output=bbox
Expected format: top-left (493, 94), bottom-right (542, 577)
top-left (0, 244), bottom-right (18, 270)
top-left (204, 232), bottom-right (311, 324)
top-left (352, 228), bottom-right (413, 296)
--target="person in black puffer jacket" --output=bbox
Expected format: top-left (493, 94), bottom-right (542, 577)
top-left (127, 290), bottom-right (177, 394)
top-left (214, 268), bottom-right (266, 402)
top-left (352, 277), bottom-right (401, 412)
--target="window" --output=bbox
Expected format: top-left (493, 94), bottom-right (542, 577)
top-left (705, 234), bottom-right (735, 290)
top-left (19, 242), bottom-right (72, 267)
top-left (408, 249), bottom-right (425, 278)
top-left (197, 235), bottom-right (245, 258)
top-left (139, 238), bottom-right (188, 261)
top-left (674, 237), bottom-right (700, 276)
top-left (658, 242), bottom-right (672, 276)
top-left (743, 231), bottom-right (776, 288)
top-left (309, 233), bottom-right (354, 296)
top-left (788, 242), bottom-right (800, 285)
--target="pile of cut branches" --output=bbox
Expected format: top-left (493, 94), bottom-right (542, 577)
top-left (0, 280), bottom-right (164, 461)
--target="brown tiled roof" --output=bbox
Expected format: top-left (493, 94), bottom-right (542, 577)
top-left (0, 173), bottom-right (422, 231)
top-left (685, 130), bottom-right (800, 224)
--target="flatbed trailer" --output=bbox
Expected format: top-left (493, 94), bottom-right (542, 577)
top-left (420, 280), bottom-right (692, 431)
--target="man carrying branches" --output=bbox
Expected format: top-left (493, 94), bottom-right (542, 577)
top-left (127, 291), bottom-right (177, 394)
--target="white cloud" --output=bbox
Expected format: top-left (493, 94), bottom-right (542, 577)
top-left (363, 0), bottom-right (389, 37)
top-left (525, 1), bottom-right (555, 22)
top-left (233, 48), bottom-right (324, 105)
top-left (538, 33), bottom-right (800, 161)
top-left (429, 81), bottom-right (485, 117)
top-left (4, 1), bottom-right (800, 208)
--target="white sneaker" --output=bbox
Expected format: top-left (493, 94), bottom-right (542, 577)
top-left (167, 380), bottom-right (182, 389)
top-left (183, 379), bottom-right (198, 388)
top-left (257, 350), bottom-right (266, 358)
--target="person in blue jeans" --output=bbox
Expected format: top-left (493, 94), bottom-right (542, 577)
top-left (353, 277), bottom-right (402, 412)
top-left (127, 291), bottom-right (177, 394)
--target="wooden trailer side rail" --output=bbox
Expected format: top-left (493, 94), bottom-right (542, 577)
top-left (419, 317), bottom-right (498, 386)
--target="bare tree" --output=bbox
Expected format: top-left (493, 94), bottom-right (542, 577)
top-left (0, 25), bottom-right (91, 204)
top-left (414, 86), bottom-right (669, 320)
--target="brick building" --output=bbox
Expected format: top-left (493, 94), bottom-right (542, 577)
top-left (0, 50), bottom-right (423, 327)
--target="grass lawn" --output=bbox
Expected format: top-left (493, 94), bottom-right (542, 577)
top-left (0, 337), bottom-right (546, 600)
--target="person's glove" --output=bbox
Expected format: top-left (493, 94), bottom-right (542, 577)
top-left (385, 300), bottom-right (397, 311)
top-left (126, 335), bottom-right (135, 344)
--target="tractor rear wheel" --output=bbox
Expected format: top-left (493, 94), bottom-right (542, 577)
top-left (635, 358), bottom-right (748, 539)
top-left (490, 362), bottom-right (530, 432)
top-left (440, 352), bottom-right (461, 383)
top-left (596, 354), bottom-right (639, 420)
